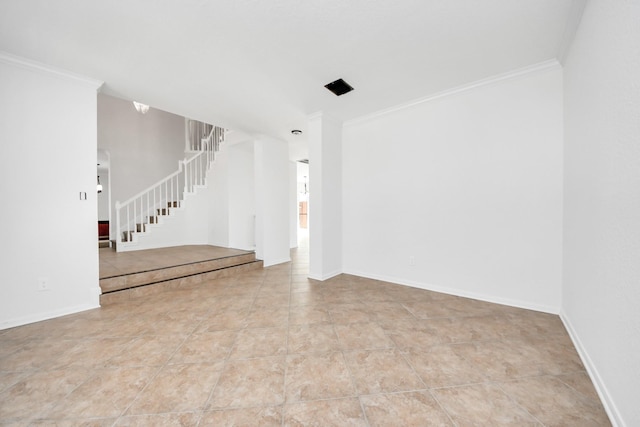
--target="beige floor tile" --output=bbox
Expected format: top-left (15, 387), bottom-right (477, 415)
top-left (432, 383), bottom-right (539, 426)
top-left (245, 307), bottom-right (290, 328)
top-left (451, 340), bottom-right (544, 381)
top-left (32, 418), bottom-right (117, 426)
top-left (285, 352), bottom-right (356, 402)
top-left (0, 338), bottom-right (80, 371)
top-left (0, 339), bottom-right (27, 359)
top-left (323, 291), bottom-right (363, 304)
top-left (100, 317), bottom-right (155, 337)
top-left (209, 357), bottom-right (286, 408)
top-left (400, 297), bottom-right (470, 319)
top-left (385, 285), bottom-right (446, 302)
top-left (463, 314), bottom-right (531, 341)
top-left (207, 296), bottom-right (255, 311)
top-left (259, 281), bottom-right (292, 294)
top-left (334, 322), bottom-right (395, 350)
top-left (402, 345), bottom-right (487, 388)
top-left (107, 336), bottom-right (183, 367)
top-left (289, 305), bottom-right (331, 325)
top-left (380, 318), bottom-right (444, 350)
top-left (360, 390), bottom-right (454, 426)
top-left (526, 337), bottom-right (586, 376)
top-left (499, 376), bottom-right (611, 426)
top-left (141, 317), bottom-right (199, 337)
top-left (328, 303), bottom-right (376, 324)
top-left (365, 301), bottom-right (416, 323)
top-left (287, 324), bottom-right (341, 354)
top-left (0, 371), bottom-right (30, 394)
top-left (290, 291), bottom-right (326, 306)
top-left (284, 398), bottom-right (367, 427)
top-left (115, 412), bottom-right (201, 426)
top-left (0, 368), bottom-right (91, 421)
top-left (344, 349), bottom-right (425, 394)
top-left (126, 362), bottom-right (223, 415)
top-left (49, 337), bottom-right (134, 370)
top-left (196, 310), bottom-right (249, 332)
top-left (229, 327), bottom-right (287, 359)
top-left (43, 366), bottom-right (157, 419)
top-left (199, 406), bottom-right (282, 426)
top-left (169, 330), bottom-right (238, 364)
top-left (557, 372), bottom-right (602, 403)
top-left (253, 293), bottom-right (291, 308)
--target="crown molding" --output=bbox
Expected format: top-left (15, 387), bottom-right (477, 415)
top-left (0, 51), bottom-right (103, 90)
top-left (345, 59), bottom-right (561, 127)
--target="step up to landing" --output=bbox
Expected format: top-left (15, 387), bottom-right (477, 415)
top-left (99, 249), bottom-right (262, 305)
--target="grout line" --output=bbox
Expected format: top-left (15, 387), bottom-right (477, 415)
top-left (281, 263), bottom-right (294, 427)
top-left (427, 388), bottom-right (459, 427)
top-left (114, 309), bottom-right (206, 424)
top-left (494, 381), bottom-right (547, 426)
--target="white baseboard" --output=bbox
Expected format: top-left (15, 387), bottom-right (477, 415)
top-left (262, 257), bottom-right (292, 268)
top-left (308, 269), bottom-right (343, 282)
top-left (342, 268), bottom-right (559, 314)
top-left (0, 303), bottom-right (101, 331)
top-left (560, 311), bottom-right (624, 427)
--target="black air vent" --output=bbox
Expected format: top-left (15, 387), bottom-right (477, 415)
top-left (298, 159), bottom-right (309, 164)
top-left (324, 78), bottom-right (354, 96)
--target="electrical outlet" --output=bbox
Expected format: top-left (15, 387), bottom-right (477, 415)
top-left (409, 256), bottom-right (415, 266)
top-left (37, 277), bottom-right (50, 291)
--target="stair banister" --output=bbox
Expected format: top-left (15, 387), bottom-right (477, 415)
top-left (114, 125), bottom-right (224, 249)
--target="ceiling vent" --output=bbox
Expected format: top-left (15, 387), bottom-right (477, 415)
top-left (324, 78), bottom-right (354, 96)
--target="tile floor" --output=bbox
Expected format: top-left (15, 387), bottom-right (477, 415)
top-left (0, 238), bottom-right (611, 426)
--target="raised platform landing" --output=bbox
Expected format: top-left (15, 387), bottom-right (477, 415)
top-left (99, 245), bottom-right (262, 305)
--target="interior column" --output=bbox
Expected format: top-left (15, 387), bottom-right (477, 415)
top-left (308, 112), bottom-right (343, 280)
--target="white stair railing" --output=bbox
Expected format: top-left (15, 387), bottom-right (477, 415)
top-left (115, 125), bottom-right (224, 249)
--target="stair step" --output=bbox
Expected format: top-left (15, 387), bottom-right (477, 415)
top-left (100, 255), bottom-right (262, 305)
top-left (168, 201), bottom-right (179, 208)
top-left (157, 208), bottom-right (170, 216)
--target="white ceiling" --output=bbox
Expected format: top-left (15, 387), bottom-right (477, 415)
top-left (0, 0), bottom-right (582, 160)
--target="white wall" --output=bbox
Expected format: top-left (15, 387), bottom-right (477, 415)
top-left (207, 146), bottom-right (230, 247)
top-left (343, 65), bottom-right (564, 312)
top-left (254, 137), bottom-right (291, 266)
top-left (562, 2), bottom-right (640, 426)
top-left (289, 161), bottom-right (298, 249)
top-left (228, 142), bottom-right (255, 250)
top-left (204, 141), bottom-right (256, 250)
top-left (0, 54), bottom-right (102, 329)
top-left (97, 93), bottom-right (185, 238)
top-left (308, 113), bottom-right (343, 280)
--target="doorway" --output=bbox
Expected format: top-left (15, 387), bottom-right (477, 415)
top-left (97, 149), bottom-right (112, 247)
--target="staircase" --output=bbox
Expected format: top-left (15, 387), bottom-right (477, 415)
top-left (115, 125), bottom-right (224, 252)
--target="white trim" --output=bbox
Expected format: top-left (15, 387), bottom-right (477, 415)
top-left (560, 311), bottom-right (624, 427)
top-left (308, 269), bottom-right (342, 282)
top-left (0, 303), bottom-right (101, 331)
top-left (0, 51), bottom-right (104, 90)
top-left (343, 269), bottom-right (559, 314)
top-left (262, 257), bottom-right (292, 268)
top-left (345, 59), bottom-right (562, 127)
